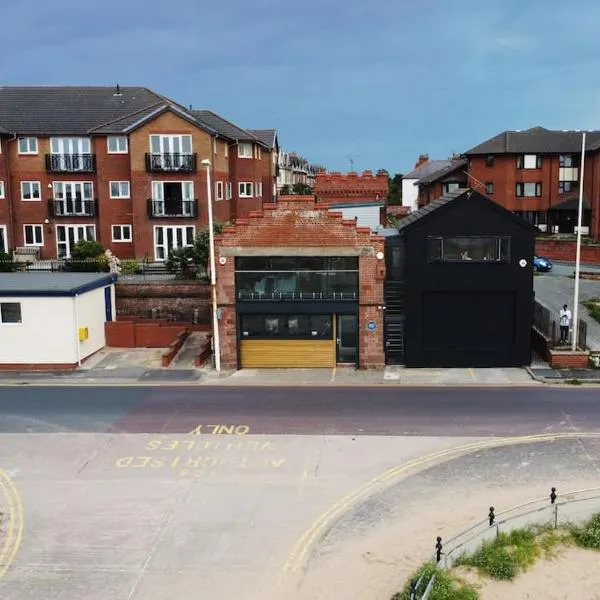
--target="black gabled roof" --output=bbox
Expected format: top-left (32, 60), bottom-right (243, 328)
top-left (0, 86), bottom-right (169, 135)
top-left (466, 126), bottom-right (600, 155)
top-left (396, 188), bottom-right (539, 234)
top-left (416, 158), bottom-right (468, 185)
top-left (191, 110), bottom-right (263, 144)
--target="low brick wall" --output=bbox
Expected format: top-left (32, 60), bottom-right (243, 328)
top-left (549, 349), bottom-right (589, 369)
top-left (536, 240), bottom-right (600, 264)
top-left (161, 331), bottom-right (190, 367)
top-left (105, 320), bottom-right (188, 348)
top-left (116, 281), bottom-right (211, 321)
top-left (195, 335), bottom-right (213, 367)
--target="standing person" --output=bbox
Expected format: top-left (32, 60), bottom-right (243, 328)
top-left (559, 304), bottom-right (572, 344)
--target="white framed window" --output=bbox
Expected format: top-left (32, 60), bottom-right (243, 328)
top-left (154, 225), bottom-right (195, 261)
top-left (112, 224), bottom-right (132, 242)
top-left (0, 225), bottom-right (7, 252)
top-left (517, 154), bottom-right (542, 169)
top-left (107, 136), bottom-right (128, 154)
top-left (18, 137), bottom-right (38, 154)
top-left (56, 225), bottom-right (96, 259)
top-left (50, 137), bottom-right (91, 155)
top-left (238, 143), bottom-right (252, 158)
top-left (23, 225), bottom-right (43, 246)
top-left (0, 302), bottom-right (22, 324)
top-left (21, 181), bottom-right (41, 201)
top-left (0, 181), bottom-right (4, 199)
top-left (110, 181), bottom-right (130, 199)
top-left (224, 144), bottom-right (229, 158)
top-left (239, 182), bottom-right (253, 198)
top-left (254, 145), bottom-right (262, 160)
top-left (150, 134), bottom-right (192, 155)
top-left (216, 181), bottom-right (224, 201)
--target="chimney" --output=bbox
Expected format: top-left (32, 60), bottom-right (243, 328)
top-left (415, 154), bottom-right (429, 169)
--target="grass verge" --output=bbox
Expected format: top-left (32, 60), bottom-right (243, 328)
top-left (583, 299), bottom-right (600, 325)
top-left (392, 562), bottom-right (478, 600)
top-left (570, 512), bottom-right (600, 549)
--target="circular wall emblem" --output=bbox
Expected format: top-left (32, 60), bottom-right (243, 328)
top-left (519, 259), bottom-right (527, 267)
top-left (367, 321), bottom-right (377, 331)
top-left (376, 251), bottom-right (384, 260)
top-left (219, 256), bottom-right (227, 265)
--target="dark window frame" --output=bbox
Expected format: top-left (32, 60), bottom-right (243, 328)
top-left (559, 180), bottom-right (578, 194)
top-left (427, 236), bottom-right (511, 264)
top-left (516, 182), bottom-right (542, 197)
top-left (0, 302), bottom-right (22, 324)
top-left (239, 313), bottom-right (333, 340)
top-left (485, 182), bottom-right (494, 194)
top-left (517, 154), bottom-right (543, 169)
top-left (485, 155), bottom-right (495, 167)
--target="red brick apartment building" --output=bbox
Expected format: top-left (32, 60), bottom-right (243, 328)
top-left (416, 127), bottom-right (600, 238)
top-left (0, 86), bottom-right (278, 260)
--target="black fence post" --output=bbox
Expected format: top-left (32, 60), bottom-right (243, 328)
top-left (550, 486), bottom-right (558, 528)
top-left (550, 487), bottom-right (557, 504)
top-left (488, 506), bottom-right (495, 526)
top-left (435, 536), bottom-right (443, 563)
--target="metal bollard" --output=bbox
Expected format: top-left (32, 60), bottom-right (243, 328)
top-left (435, 536), bottom-right (443, 563)
top-left (489, 506), bottom-right (495, 526)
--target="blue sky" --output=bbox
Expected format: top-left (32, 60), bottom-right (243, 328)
top-left (2, 0), bottom-right (599, 173)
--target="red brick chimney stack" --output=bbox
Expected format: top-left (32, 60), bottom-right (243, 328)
top-left (415, 154), bottom-right (429, 169)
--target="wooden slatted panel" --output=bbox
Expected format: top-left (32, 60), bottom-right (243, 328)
top-left (240, 340), bottom-right (335, 368)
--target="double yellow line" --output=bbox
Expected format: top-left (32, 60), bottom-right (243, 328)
top-left (0, 469), bottom-right (24, 581)
top-left (281, 431), bottom-right (600, 576)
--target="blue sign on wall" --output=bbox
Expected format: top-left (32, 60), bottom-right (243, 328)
top-left (367, 321), bottom-right (377, 331)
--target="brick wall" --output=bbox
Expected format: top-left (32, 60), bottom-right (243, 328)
top-left (105, 320), bottom-right (187, 347)
top-left (214, 194), bottom-right (386, 369)
top-left (536, 240), bottom-right (600, 264)
top-left (315, 170), bottom-right (388, 205)
top-left (116, 281), bottom-right (210, 320)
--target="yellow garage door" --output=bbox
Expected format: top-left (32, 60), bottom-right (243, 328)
top-left (240, 339), bottom-right (336, 368)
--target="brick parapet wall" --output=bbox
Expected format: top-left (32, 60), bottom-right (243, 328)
top-left (536, 240), bottom-right (600, 264)
top-left (315, 171), bottom-right (388, 203)
top-left (215, 194), bottom-right (385, 369)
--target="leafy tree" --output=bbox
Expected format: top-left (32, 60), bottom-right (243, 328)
top-left (0, 250), bottom-right (17, 272)
top-left (387, 173), bottom-right (403, 206)
top-left (280, 184), bottom-right (291, 195)
top-left (292, 182), bottom-right (314, 195)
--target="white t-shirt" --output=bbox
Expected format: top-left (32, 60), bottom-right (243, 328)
top-left (559, 309), bottom-right (571, 327)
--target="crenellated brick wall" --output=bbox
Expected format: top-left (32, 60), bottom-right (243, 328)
top-left (215, 194), bottom-right (386, 369)
top-left (315, 170), bottom-right (388, 205)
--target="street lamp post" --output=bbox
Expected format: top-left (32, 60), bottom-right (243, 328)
top-left (201, 158), bottom-right (221, 371)
top-left (572, 132), bottom-right (586, 351)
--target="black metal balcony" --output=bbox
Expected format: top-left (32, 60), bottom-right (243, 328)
top-left (145, 153), bottom-right (197, 173)
top-left (48, 199), bottom-right (98, 218)
top-left (147, 199), bottom-right (198, 218)
top-left (45, 154), bottom-right (96, 173)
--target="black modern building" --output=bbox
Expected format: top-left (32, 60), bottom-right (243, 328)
top-left (384, 188), bottom-right (537, 367)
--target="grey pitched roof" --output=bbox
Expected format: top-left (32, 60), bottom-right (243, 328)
top-left (191, 110), bottom-right (262, 144)
top-left (466, 127), bottom-right (600, 155)
top-left (247, 129), bottom-right (277, 149)
top-left (396, 188), bottom-right (539, 233)
top-left (403, 159), bottom-right (454, 180)
top-left (417, 159), bottom-right (468, 185)
top-left (0, 86), bottom-right (170, 135)
top-left (0, 273), bottom-right (116, 295)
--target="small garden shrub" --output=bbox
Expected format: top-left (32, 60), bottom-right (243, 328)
top-left (392, 562), bottom-right (478, 600)
top-left (571, 512), bottom-right (600, 549)
top-left (121, 260), bottom-right (142, 275)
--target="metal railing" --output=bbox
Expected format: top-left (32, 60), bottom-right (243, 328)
top-left (147, 199), bottom-right (198, 218)
top-left (236, 291), bottom-right (357, 301)
top-left (45, 153), bottom-right (96, 172)
top-left (0, 259), bottom-right (207, 281)
top-left (145, 153), bottom-right (197, 172)
top-left (533, 300), bottom-right (587, 349)
top-left (48, 199), bottom-right (98, 217)
top-left (410, 487), bottom-right (600, 599)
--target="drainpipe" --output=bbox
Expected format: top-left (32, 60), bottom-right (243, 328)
top-left (74, 294), bottom-right (82, 367)
top-left (4, 134), bottom-right (17, 250)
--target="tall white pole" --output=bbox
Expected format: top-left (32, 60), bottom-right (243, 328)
top-left (204, 160), bottom-right (221, 371)
top-left (572, 132), bottom-right (586, 351)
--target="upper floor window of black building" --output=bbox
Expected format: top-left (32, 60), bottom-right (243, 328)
top-left (517, 154), bottom-right (542, 169)
top-left (428, 236), bottom-right (511, 263)
top-left (516, 182), bottom-right (542, 197)
top-left (485, 182), bottom-right (494, 194)
top-left (485, 155), bottom-right (495, 167)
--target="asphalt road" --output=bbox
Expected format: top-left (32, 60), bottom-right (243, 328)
top-left (0, 385), bottom-right (599, 436)
top-left (544, 260), bottom-right (600, 276)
